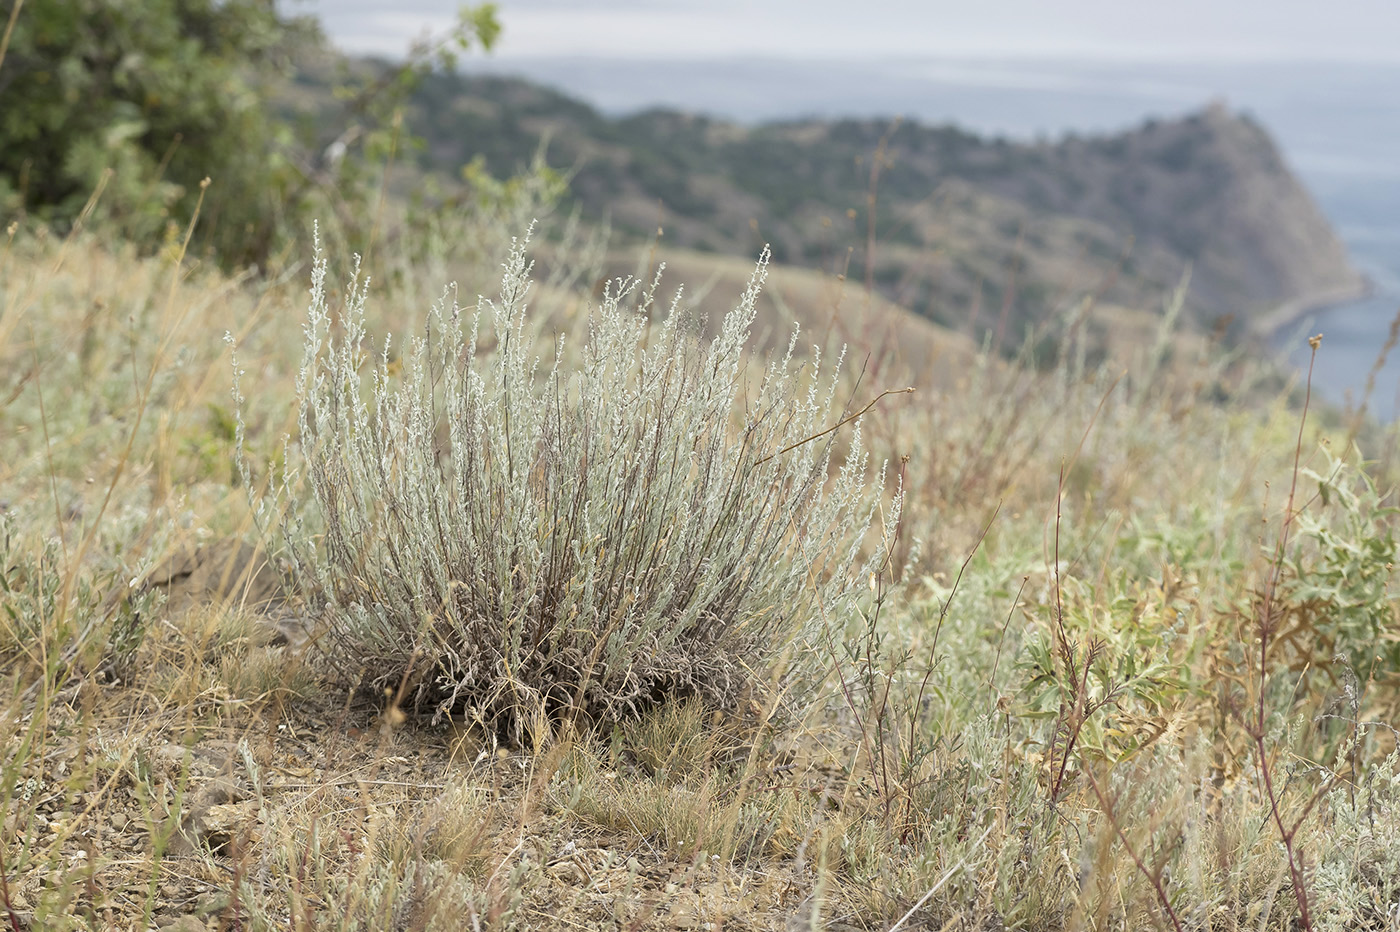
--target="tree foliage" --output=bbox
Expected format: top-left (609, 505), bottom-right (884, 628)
top-left (0, 0), bottom-right (503, 269)
top-left (0, 0), bottom-right (315, 264)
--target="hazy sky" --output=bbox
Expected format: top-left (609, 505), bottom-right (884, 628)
top-left (292, 0), bottom-right (1400, 63)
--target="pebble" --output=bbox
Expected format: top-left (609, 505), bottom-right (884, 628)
top-left (157, 917), bottom-right (208, 932)
top-left (548, 861), bottom-right (585, 884)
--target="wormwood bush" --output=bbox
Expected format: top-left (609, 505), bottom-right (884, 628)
top-left (261, 234), bottom-right (884, 731)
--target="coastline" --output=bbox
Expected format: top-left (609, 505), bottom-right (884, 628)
top-left (1248, 276), bottom-right (1375, 340)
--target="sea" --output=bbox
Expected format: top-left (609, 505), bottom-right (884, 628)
top-left (464, 55), bottom-right (1400, 421)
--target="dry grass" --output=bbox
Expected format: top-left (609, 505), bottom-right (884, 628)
top-left (2, 208), bottom-right (1399, 931)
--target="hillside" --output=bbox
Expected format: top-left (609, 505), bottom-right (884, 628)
top-left (7, 217), bottom-right (1399, 932)
top-left (9, 30), bottom-right (1400, 929)
top-left (285, 61), bottom-right (1364, 339)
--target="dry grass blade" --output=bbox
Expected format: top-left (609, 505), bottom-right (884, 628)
top-left (887, 824), bottom-right (993, 931)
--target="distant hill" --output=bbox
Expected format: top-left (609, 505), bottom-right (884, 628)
top-left (283, 59), bottom-right (1364, 340)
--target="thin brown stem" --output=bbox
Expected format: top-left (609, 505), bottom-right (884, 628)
top-left (0, 0), bottom-right (23, 74)
top-left (1083, 766), bottom-right (1185, 932)
top-left (0, 836), bottom-right (21, 932)
top-left (753, 386), bottom-right (913, 466)
top-left (988, 575), bottom-right (1030, 706)
top-left (1251, 334), bottom-right (1323, 931)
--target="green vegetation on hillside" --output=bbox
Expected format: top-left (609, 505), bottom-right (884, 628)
top-left (301, 67), bottom-right (1362, 337)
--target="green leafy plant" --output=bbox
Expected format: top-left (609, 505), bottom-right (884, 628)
top-left (1280, 447), bottom-right (1400, 684)
top-left (1020, 570), bottom-right (1189, 798)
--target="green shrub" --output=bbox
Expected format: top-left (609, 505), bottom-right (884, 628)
top-left (0, 0), bottom-right (311, 264)
top-left (1282, 447), bottom-right (1400, 683)
top-left (259, 234), bottom-right (885, 732)
top-left (0, 0), bottom-right (502, 270)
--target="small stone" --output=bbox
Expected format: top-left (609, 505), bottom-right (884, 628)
top-left (197, 801), bottom-right (260, 854)
top-left (667, 894), bottom-right (702, 930)
top-left (157, 917), bottom-right (208, 932)
top-left (548, 861), bottom-right (585, 884)
top-left (168, 781), bottom-right (256, 856)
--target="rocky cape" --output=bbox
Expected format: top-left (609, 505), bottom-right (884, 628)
top-left (289, 61), bottom-right (1365, 341)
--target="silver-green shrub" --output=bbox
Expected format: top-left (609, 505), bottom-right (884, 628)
top-left (270, 233), bottom-right (886, 730)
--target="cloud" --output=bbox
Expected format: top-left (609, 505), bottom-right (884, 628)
top-left (289, 0), bottom-right (1400, 63)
